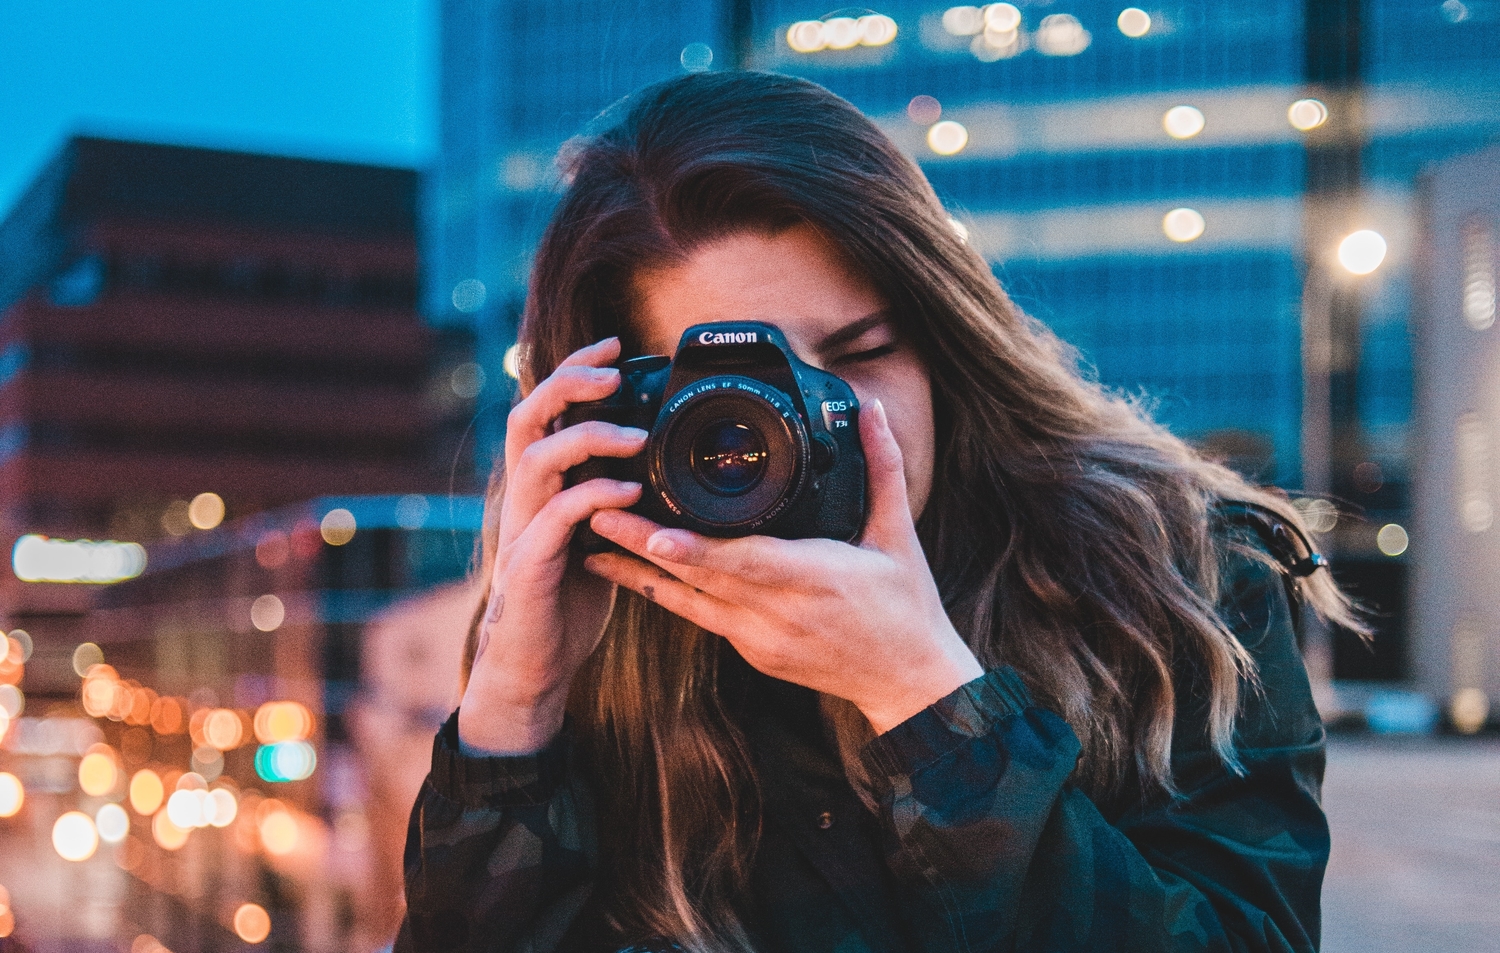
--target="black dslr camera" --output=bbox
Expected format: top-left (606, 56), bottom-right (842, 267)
top-left (563, 322), bottom-right (866, 552)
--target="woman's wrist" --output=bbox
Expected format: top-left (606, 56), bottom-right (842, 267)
top-left (857, 644), bottom-right (985, 735)
top-left (457, 682), bottom-right (569, 756)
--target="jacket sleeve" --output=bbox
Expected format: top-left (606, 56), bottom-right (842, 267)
top-left (395, 713), bottom-right (598, 953)
top-left (858, 549), bottom-right (1329, 953)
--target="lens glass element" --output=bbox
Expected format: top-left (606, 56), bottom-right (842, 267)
top-left (689, 420), bottom-right (768, 495)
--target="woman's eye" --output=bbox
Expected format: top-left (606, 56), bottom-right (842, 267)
top-left (837, 343), bottom-right (898, 365)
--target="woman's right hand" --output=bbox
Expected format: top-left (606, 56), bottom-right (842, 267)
top-left (458, 336), bottom-right (645, 754)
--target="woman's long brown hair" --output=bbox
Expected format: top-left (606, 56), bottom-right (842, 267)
top-left (464, 71), bottom-right (1359, 951)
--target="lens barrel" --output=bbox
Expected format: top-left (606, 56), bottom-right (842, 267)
top-left (651, 376), bottom-right (810, 533)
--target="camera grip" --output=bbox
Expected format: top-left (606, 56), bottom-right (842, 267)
top-left (560, 401), bottom-right (648, 554)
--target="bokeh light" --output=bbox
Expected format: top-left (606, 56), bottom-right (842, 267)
top-left (942, 5), bottom-right (984, 36)
top-left (786, 20), bottom-right (825, 53)
top-left (12, 536), bottom-right (146, 583)
top-left (1338, 229), bottom-right (1388, 275)
top-left (204, 708), bottom-right (245, 750)
top-left (96, 802), bottom-right (130, 843)
top-left (821, 17), bottom-right (860, 50)
top-left (679, 42), bottom-right (713, 73)
top-left (130, 769), bottom-right (165, 815)
top-left (0, 684), bottom-right (23, 718)
top-left (1163, 208), bottom-right (1206, 243)
top-left (152, 809), bottom-right (190, 850)
top-left (1450, 687), bottom-right (1489, 733)
top-left (251, 594), bottom-right (286, 632)
top-left (79, 749), bottom-right (119, 796)
top-left (188, 492), bottom-right (225, 530)
top-left (72, 642), bottom-right (104, 676)
top-left (256, 740), bottom-right (317, 782)
top-left (1288, 98), bottom-right (1329, 131)
top-left (1377, 523), bottom-right (1410, 556)
top-left (449, 362), bottom-right (486, 399)
top-left (167, 789), bottom-right (204, 828)
top-left (150, 696), bottom-right (185, 734)
top-left (907, 94), bottom-right (942, 125)
top-left (259, 807), bottom-right (299, 855)
top-left (503, 343), bottom-right (522, 380)
top-left (985, 3), bottom-right (1021, 31)
top-left (1035, 13), bottom-right (1090, 56)
top-left (254, 701), bottom-right (313, 743)
top-left (1163, 105), bottom-right (1206, 140)
top-left (1117, 8), bottom-right (1151, 38)
top-left (451, 278), bottom-right (486, 313)
top-left (53, 811), bottom-right (99, 861)
top-left (926, 120), bottom-right (969, 156)
top-left (858, 14), bottom-right (898, 46)
top-left (0, 773), bottom-right (23, 817)
top-left (210, 788), bottom-right (239, 828)
top-left (235, 903), bottom-right (273, 943)
top-left (319, 508), bottom-right (356, 545)
top-left (161, 500), bottom-right (193, 536)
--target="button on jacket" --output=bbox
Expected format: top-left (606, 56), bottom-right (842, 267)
top-left (397, 532), bottom-right (1329, 952)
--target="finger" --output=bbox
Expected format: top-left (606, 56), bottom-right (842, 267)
top-left (858, 398), bottom-right (918, 552)
top-left (556, 335), bottom-right (622, 370)
top-left (501, 422), bottom-right (648, 539)
top-left (583, 550), bottom-right (741, 636)
top-left (505, 364), bottom-right (623, 472)
top-left (502, 478), bottom-right (642, 586)
top-left (589, 510), bottom-right (808, 593)
top-left (585, 510), bottom-right (741, 595)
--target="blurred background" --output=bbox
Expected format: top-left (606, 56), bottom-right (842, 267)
top-left (0, 1), bottom-right (1497, 951)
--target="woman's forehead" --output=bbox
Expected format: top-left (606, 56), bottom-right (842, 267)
top-left (631, 225), bottom-right (886, 357)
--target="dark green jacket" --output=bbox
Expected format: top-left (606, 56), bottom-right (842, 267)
top-left (397, 538), bottom-right (1328, 952)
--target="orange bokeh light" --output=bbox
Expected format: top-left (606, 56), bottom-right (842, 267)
top-left (253, 702), bottom-right (313, 744)
top-left (233, 903), bottom-right (272, 943)
top-left (129, 769), bottom-right (165, 815)
top-left (204, 709), bottom-right (244, 750)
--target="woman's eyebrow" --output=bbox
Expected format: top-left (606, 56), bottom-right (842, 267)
top-left (816, 310), bottom-right (894, 356)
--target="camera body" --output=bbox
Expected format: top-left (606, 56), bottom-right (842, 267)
top-left (563, 321), bottom-right (866, 552)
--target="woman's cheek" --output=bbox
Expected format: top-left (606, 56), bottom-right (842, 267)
top-left (847, 359), bottom-right (936, 519)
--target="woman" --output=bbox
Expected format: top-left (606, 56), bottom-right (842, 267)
top-left (398, 72), bottom-right (1356, 953)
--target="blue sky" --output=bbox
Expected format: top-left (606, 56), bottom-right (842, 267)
top-left (0, 0), bottom-right (436, 216)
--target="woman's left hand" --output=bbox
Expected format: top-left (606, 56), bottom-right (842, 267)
top-left (583, 399), bottom-right (984, 734)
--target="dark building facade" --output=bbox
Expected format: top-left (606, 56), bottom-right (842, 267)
top-left (0, 137), bottom-right (479, 628)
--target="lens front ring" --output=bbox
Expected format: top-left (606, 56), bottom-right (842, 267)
top-left (649, 376), bottom-right (810, 534)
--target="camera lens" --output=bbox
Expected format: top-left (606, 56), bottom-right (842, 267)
top-left (690, 420), bottom-right (768, 495)
top-left (652, 375), bottom-right (810, 534)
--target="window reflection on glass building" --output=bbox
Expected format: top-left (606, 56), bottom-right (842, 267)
top-left (430, 0), bottom-right (1500, 710)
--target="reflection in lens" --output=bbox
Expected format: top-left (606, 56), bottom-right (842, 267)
top-left (690, 420), bottom-right (768, 495)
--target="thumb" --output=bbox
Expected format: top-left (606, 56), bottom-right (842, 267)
top-left (858, 398), bottom-right (918, 552)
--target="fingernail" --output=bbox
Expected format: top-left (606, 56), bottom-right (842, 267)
top-left (871, 398), bottom-right (888, 426)
top-left (646, 533), bottom-right (678, 559)
top-left (615, 480), bottom-right (642, 492)
top-left (590, 366), bottom-right (620, 381)
top-left (622, 427), bottom-right (649, 442)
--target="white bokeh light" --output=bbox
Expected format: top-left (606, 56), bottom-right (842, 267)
top-left (1338, 230), bottom-right (1388, 275)
top-left (1162, 208), bottom-right (1206, 243)
top-left (1163, 105), bottom-right (1205, 140)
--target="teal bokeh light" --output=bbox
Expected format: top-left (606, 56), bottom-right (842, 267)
top-left (254, 741), bottom-right (317, 782)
